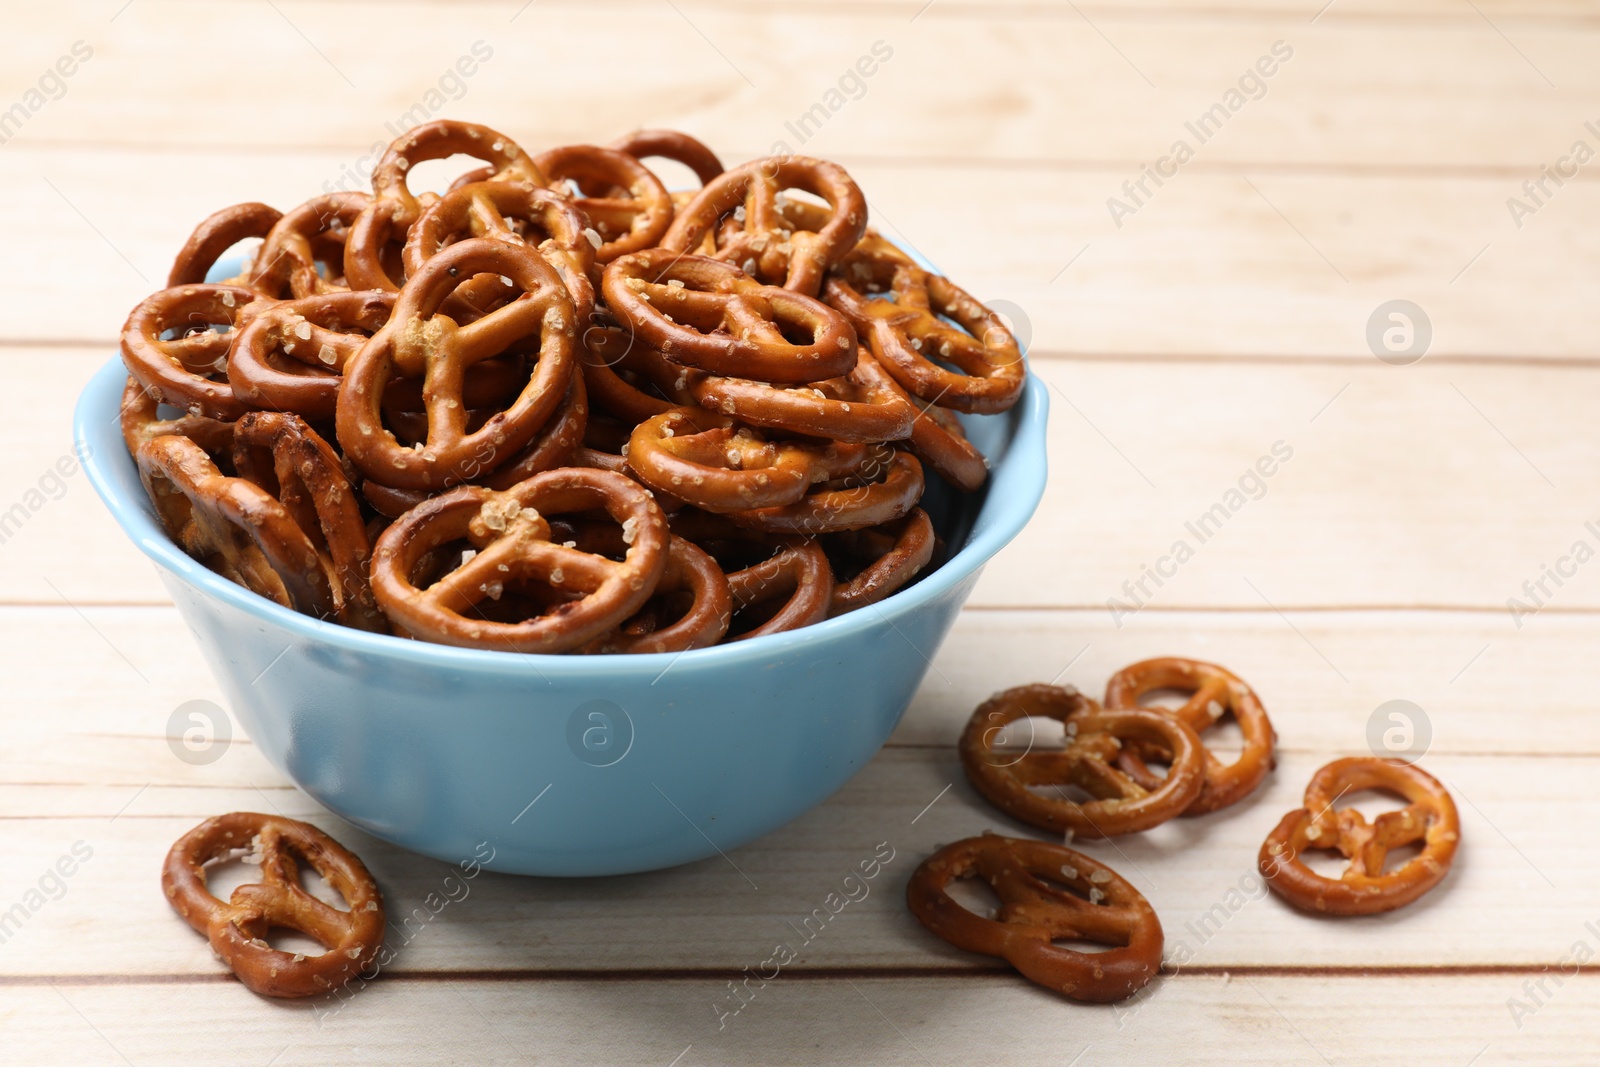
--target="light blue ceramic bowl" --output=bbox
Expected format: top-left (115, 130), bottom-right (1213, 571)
top-left (77, 356), bottom-right (1046, 875)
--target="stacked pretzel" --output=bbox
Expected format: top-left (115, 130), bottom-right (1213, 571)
top-left (120, 122), bottom-right (1026, 653)
top-left (909, 657), bottom-right (1461, 1004)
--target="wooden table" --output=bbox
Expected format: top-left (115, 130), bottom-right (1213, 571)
top-left (4, 1), bottom-right (1596, 1062)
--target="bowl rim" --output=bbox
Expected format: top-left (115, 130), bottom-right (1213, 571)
top-left (76, 359), bottom-right (1048, 675)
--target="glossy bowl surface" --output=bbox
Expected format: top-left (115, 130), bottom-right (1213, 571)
top-left (78, 349), bottom-right (1046, 875)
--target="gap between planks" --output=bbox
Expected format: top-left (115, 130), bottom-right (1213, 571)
top-left (10, 963), bottom-right (1598, 988)
top-left (8, 141), bottom-right (1595, 183)
top-left (119, 0), bottom-right (1600, 28)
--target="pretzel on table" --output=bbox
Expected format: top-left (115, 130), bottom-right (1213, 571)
top-left (1104, 657), bottom-right (1276, 816)
top-left (163, 812), bottom-right (385, 998)
top-left (1260, 757), bottom-right (1460, 916)
top-left (906, 834), bottom-right (1162, 1003)
top-left (959, 683), bottom-right (1205, 837)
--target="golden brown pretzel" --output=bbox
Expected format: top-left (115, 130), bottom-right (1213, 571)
top-left (248, 193), bottom-right (369, 300)
top-left (960, 684), bottom-right (1205, 838)
top-left (369, 119), bottom-right (545, 230)
top-left (668, 510), bottom-right (833, 639)
top-left (627, 407), bottom-right (868, 513)
top-left (824, 236), bottom-right (1025, 414)
top-left (826, 507), bottom-right (935, 615)
top-left (724, 536), bottom-right (833, 639)
top-left (879, 364), bottom-right (989, 491)
top-left (342, 198), bottom-right (410, 293)
top-left (232, 412), bottom-right (385, 632)
top-left (228, 290), bottom-right (394, 421)
top-left (576, 532), bottom-right (731, 653)
top-left (137, 435), bottom-right (336, 618)
top-left (162, 812), bottom-right (385, 999)
top-left (660, 156), bottom-right (867, 296)
top-left (1260, 757), bottom-right (1461, 916)
top-left (344, 120), bottom-right (547, 293)
top-left (602, 249), bottom-right (858, 383)
top-left (402, 180), bottom-right (596, 322)
top-left (728, 449), bottom-right (924, 534)
top-left (119, 377), bottom-right (235, 462)
top-left (369, 467), bottom-right (669, 652)
top-left (482, 368), bottom-right (590, 490)
top-left (533, 144), bottom-right (674, 263)
top-left (906, 834), bottom-right (1162, 1003)
top-left (121, 283), bottom-right (265, 421)
top-left (337, 239), bottom-right (577, 490)
top-left (576, 311), bottom-right (688, 424)
top-left (1104, 658), bottom-right (1276, 816)
top-left (168, 202), bottom-right (283, 287)
top-left (687, 346), bottom-right (917, 443)
top-left (609, 129), bottom-right (725, 188)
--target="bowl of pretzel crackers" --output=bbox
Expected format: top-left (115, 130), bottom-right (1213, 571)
top-left (77, 122), bottom-right (1047, 875)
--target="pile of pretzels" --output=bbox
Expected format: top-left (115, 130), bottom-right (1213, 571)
top-left (119, 122), bottom-right (1025, 653)
top-left (906, 657), bottom-right (1462, 1003)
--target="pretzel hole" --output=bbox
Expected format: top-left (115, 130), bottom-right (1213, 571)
top-left (407, 155), bottom-right (494, 201)
top-left (160, 322), bottom-right (231, 342)
top-left (1298, 846), bottom-right (1354, 878)
top-left (640, 158), bottom-right (702, 193)
top-left (208, 238), bottom-right (266, 281)
top-left (1045, 783), bottom-right (1098, 805)
top-left (201, 844), bottom-right (267, 899)
top-left (264, 927), bottom-right (329, 957)
top-left (1380, 839), bottom-right (1427, 875)
top-left (773, 317), bottom-right (821, 347)
top-left (779, 188), bottom-right (829, 215)
top-left (425, 541), bottom-right (584, 622)
top-left (982, 715), bottom-right (1057, 760)
top-left (727, 589), bottom-right (791, 638)
top-left (944, 875), bottom-right (1004, 920)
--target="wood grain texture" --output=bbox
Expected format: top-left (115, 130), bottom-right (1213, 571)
top-left (13, 352), bottom-right (1600, 611)
top-left (6, 147), bottom-right (1600, 357)
top-left (3, 0), bottom-right (1595, 1060)
top-left (0, 743), bottom-right (1591, 979)
top-left (5, 973), bottom-right (1593, 1065)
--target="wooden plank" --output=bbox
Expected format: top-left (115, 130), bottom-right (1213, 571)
top-left (4, 972), bottom-right (1595, 1065)
top-left (15, 352), bottom-right (1600, 610)
top-left (0, 745), bottom-right (1590, 975)
top-left (6, 604), bottom-right (1600, 791)
top-left (6, 144), bottom-right (1598, 357)
top-left (8, 0), bottom-right (1597, 171)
